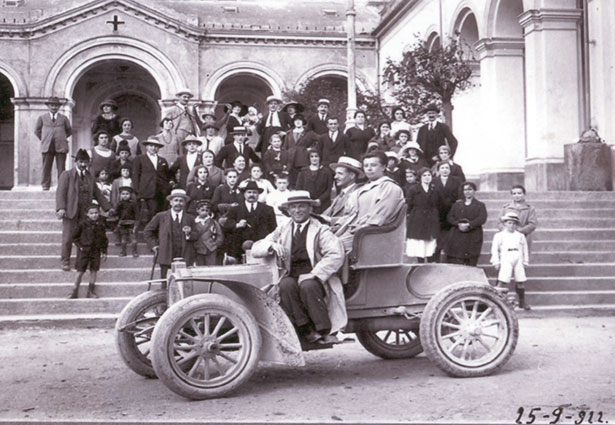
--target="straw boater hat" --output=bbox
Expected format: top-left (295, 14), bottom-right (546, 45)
top-left (176, 88), bottom-right (194, 98)
top-left (239, 180), bottom-right (264, 193)
top-left (329, 156), bottom-right (364, 178)
top-left (45, 96), bottom-right (61, 105)
top-left (400, 141), bottom-right (424, 155)
top-left (181, 135), bottom-right (203, 147)
top-left (166, 188), bottom-right (190, 202)
top-left (99, 99), bottom-right (118, 110)
top-left (281, 190), bottom-right (319, 209)
top-left (317, 98), bottom-right (330, 106)
top-left (500, 211), bottom-right (520, 224)
top-left (423, 103), bottom-right (440, 113)
top-left (230, 126), bottom-right (248, 135)
top-left (142, 138), bottom-right (165, 148)
top-left (265, 95), bottom-right (283, 104)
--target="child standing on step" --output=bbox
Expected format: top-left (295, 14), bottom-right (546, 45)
top-left (115, 186), bottom-right (139, 257)
top-left (192, 199), bottom-right (223, 266)
top-left (490, 211), bottom-right (530, 310)
top-left (69, 204), bottom-right (108, 299)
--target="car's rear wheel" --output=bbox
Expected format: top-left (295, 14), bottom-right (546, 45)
top-left (357, 328), bottom-right (423, 359)
top-left (151, 294), bottom-right (261, 400)
top-left (420, 282), bottom-right (518, 377)
top-left (115, 289), bottom-right (167, 378)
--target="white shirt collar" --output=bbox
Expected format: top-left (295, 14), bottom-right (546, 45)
top-left (245, 201), bottom-right (257, 211)
top-left (172, 210), bottom-right (183, 221)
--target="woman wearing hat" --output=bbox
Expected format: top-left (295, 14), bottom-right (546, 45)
top-left (445, 182), bottom-right (487, 267)
top-left (89, 130), bottom-right (117, 178)
top-left (91, 99), bottom-right (122, 142)
top-left (399, 140), bottom-right (428, 177)
top-left (282, 100), bottom-right (304, 122)
top-left (152, 116), bottom-right (180, 164)
top-left (285, 114), bottom-right (319, 186)
top-left (224, 100), bottom-right (248, 144)
top-left (296, 149), bottom-right (333, 214)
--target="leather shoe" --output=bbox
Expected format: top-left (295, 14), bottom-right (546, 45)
top-left (61, 262), bottom-right (70, 272)
top-left (304, 330), bottom-right (322, 343)
top-left (319, 334), bottom-right (339, 344)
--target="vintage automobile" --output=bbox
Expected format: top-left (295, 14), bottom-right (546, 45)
top-left (116, 206), bottom-right (519, 400)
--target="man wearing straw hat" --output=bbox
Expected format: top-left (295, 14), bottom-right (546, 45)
top-left (144, 188), bottom-right (196, 278)
top-left (321, 156), bottom-right (364, 228)
top-left (256, 95), bottom-right (291, 153)
top-left (252, 190), bottom-right (346, 344)
top-left (35, 96), bottom-right (72, 190)
top-left (166, 88), bottom-right (200, 145)
top-left (132, 138), bottom-right (172, 220)
top-left (307, 98), bottom-right (331, 135)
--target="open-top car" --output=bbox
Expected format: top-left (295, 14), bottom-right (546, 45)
top-left (116, 206), bottom-right (518, 400)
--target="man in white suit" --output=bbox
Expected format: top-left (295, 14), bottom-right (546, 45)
top-left (35, 96), bottom-right (72, 190)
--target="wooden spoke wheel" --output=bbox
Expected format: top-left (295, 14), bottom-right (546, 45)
top-left (357, 328), bottom-right (422, 359)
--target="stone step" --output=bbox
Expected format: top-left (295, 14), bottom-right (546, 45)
top-left (0, 282), bottom-right (151, 299)
top-left (478, 191), bottom-right (615, 200)
top-left (483, 229), bottom-right (615, 240)
top-left (0, 297), bottom-right (132, 315)
top-left (0, 268), bottom-right (152, 284)
top-left (526, 290), bottom-right (615, 306)
top-left (484, 218), bottom-right (615, 229)
top-left (483, 240), bottom-right (615, 251)
top-left (0, 243), bottom-right (152, 256)
top-left (483, 263), bottom-right (615, 278)
top-left (0, 313), bottom-right (118, 328)
top-left (478, 251), bottom-right (615, 264)
top-left (0, 255), bottom-right (153, 270)
top-left (0, 231), bottom-right (146, 243)
top-left (487, 276), bottom-right (615, 291)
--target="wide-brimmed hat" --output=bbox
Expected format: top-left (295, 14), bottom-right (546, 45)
top-left (500, 211), bottom-right (520, 223)
top-left (265, 95), bottom-right (283, 105)
top-left (239, 180), bottom-right (264, 193)
top-left (280, 190), bottom-right (319, 209)
top-left (175, 88), bottom-right (194, 98)
top-left (99, 99), bottom-right (118, 110)
top-left (282, 101), bottom-right (304, 113)
top-left (400, 141), bottom-right (423, 155)
top-left (230, 126), bottom-right (248, 135)
top-left (45, 96), bottom-right (62, 105)
top-left (181, 135), bottom-right (202, 146)
top-left (226, 100), bottom-right (248, 116)
top-left (166, 188), bottom-right (190, 202)
top-left (317, 98), bottom-right (330, 106)
top-left (201, 122), bottom-right (218, 131)
top-left (93, 130), bottom-right (110, 142)
top-left (423, 103), bottom-right (440, 113)
top-left (291, 114), bottom-right (307, 126)
top-left (142, 138), bottom-right (165, 147)
top-left (118, 186), bottom-right (134, 194)
top-left (385, 151), bottom-right (400, 165)
top-left (329, 156), bottom-right (364, 177)
top-left (201, 110), bottom-right (217, 121)
top-left (73, 149), bottom-right (90, 162)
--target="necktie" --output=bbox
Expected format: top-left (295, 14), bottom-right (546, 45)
top-left (239, 144), bottom-right (243, 155)
top-left (267, 113), bottom-right (273, 127)
top-left (294, 223), bottom-right (301, 238)
top-left (320, 114), bottom-right (325, 122)
top-left (330, 132), bottom-right (334, 140)
top-left (79, 171), bottom-right (84, 181)
top-left (250, 203), bottom-right (255, 213)
top-left (174, 214), bottom-right (180, 225)
top-left (52, 114), bottom-right (56, 123)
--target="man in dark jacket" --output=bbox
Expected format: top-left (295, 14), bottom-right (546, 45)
top-left (318, 117), bottom-right (349, 167)
top-left (35, 96), bottom-right (72, 190)
top-left (220, 180), bottom-right (277, 260)
top-left (306, 98), bottom-right (330, 135)
top-left (132, 138), bottom-right (172, 221)
top-left (56, 149), bottom-right (111, 271)
top-left (144, 188), bottom-right (196, 278)
top-left (416, 104), bottom-right (459, 167)
top-left (256, 95), bottom-right (292, 153)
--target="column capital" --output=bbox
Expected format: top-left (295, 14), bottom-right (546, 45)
top-left (475, 37), bottom-right (525, 60)
top-left (519, 8), bottom-right (582, 35)
top-left (10, 97), bottom-right (75, 112)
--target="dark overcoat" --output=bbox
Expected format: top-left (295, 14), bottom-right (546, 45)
top-left (132, 154), bottom-right (171, 200)
top-left (221, 201), bottom-right (277, 258)
top-left (144, 210), bottom-right (196, 265)
top-left (445, 198), bottom-right (487, 259)
top-left (405, 183), bottom-right (440, 240)
top-left (416, 122), bottom-right (459, 165)
top-left (56, 168), bottom-right (111, 219)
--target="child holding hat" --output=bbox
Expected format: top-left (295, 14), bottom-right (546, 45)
top-left (490, 211), bottom-right (530, 309)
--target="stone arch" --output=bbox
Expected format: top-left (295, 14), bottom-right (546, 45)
top-left (43, 36), bottom-right (185, 100)
top-left (485, 0), bottom-right (524, 38)
top-left (295, 64), bottom-right (370, 92)
top-left (425, 29), bottom-right (441, 52)
top-left (452, 6), bottom-right (480, 60)
top-left (204, 61), bottom-right (284, 100)
top-left (0, 61), bottom-right (27, 97)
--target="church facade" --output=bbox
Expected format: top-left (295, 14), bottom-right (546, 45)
top-left (0, 0), bottom-right (613, 192)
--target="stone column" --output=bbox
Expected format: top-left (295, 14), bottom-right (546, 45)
top-left (475, 37), bottom-right (526, 191)
top-left (11, 97), bottom-right (74, 189)
top-left (519, 3), bottom-right (583, 191)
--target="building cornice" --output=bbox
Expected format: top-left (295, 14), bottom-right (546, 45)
top-left (475, 37), bottom-right (525, 59)
top-left (0, 0), bottom-right (377, 47)
top-left (371, 0), bottom-right (419, 39)
top-left (518, 8), bottom-right (582, 35)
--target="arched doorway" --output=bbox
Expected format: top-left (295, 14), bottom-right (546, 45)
top-left (71, 60), bottom-right (162, 152)
top-left (298, 75), bottom-right (349, 124)
top-left (214, 73), bottom-right (273, 115)
top-left (0, 73), bottom-right (15, 189)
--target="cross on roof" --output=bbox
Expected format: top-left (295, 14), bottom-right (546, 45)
top-left (106, 15), bottom-right (125, 31)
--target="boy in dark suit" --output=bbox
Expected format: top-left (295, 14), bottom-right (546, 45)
top-left (115, 186), bottom-right (139, 257)
top-left (132, 138), bottom-right (172, 223)
top-left (192, 200), bottom-right (224, 266)
top-left (220, 180), bottom-right (277, 261)
top-left (318, 117), bottom-right (349, 166)
top-left (170, 135), bottom-right (202, 189)
top-left (68, 204), bottom-right (108, 299)
top-left (215, 126), bottom-right (260, 169)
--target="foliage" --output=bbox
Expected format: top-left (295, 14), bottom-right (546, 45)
top-left (282, 78), bottom-right (349, 124)
top-left (382, 35), bottom-right (474, 127)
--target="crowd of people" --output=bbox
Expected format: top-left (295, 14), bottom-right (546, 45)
top-left (46, 89), bottom-right (537, 312)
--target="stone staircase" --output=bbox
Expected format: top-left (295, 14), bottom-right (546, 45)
top-left (0, 189), bottom-right (614, 327)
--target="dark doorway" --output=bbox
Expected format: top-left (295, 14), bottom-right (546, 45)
top-left (0, 74), bottom-right (14, 189)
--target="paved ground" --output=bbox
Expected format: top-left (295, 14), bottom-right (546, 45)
top-left (0, 315), bottom-right (614, 424)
